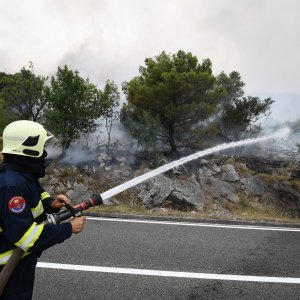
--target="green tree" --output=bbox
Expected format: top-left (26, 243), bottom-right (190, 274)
top-left (0, 98), bottom-right (12, 132)
top-left (101, 79), bottom-right (120, 155)
top-left (216, 72), bottom-right (274, 140)
top-left (122, 106), bottom-right (162, 160)
top-left (45, 65), bottom-right (103, 155)
top-left (222, 96), bottom-right (273, 138)
top-left (216, 71), bottom-right (245, 103)
top-left (0, 62), bottom-right (48, 122)
top-left (0, 71), bottom-right (13, 131)
top-left (0, 71), bottom-right (9, 91)
top-left (122, 50), bottom-right (224, 151)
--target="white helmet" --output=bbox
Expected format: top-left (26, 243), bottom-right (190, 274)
top-left (1, 120), bottom-right (53, 158)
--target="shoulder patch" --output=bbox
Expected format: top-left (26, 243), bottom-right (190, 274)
top-left (8, 196), bottom-right (26, 213)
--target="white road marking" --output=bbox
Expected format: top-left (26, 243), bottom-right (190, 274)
top-left (86, 217), bottom-right (300, 232)
top-left (37, 262), bottom-right (300, 284)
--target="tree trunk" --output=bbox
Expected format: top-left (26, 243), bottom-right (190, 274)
top-left (106, 132), bottom-right (111, 155)
top-left (62, 140), bottom-right (71, 157)
top-left (168, 127), bottom-right (177, 152)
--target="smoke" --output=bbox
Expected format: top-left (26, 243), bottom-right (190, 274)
top-left (49, 120), bottom-right (299, 167)
top-left (49, 121), bottom-right (139, 165)
top-left (256, 93), bottom-right (300, 123)
top-left (224, 124), bottom-right (299, 160)
top-left (3, 1), bottom-right (300, 94)
top-left (62, 147), bottom-right (96, 164)
top-left (45, 145), bottom-right (61, 160)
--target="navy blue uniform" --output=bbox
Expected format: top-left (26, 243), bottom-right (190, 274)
top-left (0, 167), bottom-right (72, 299)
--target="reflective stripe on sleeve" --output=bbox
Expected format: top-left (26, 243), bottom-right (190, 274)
top-left (0, 249), bottom-right (14, 265)
top-left (31, 200), bottom-right (44, 219)
top-left (41, 192), bottom-right (51, 200)
top-left (0, 249), bottom-right (30, 265)
top-left (15, 222), bottom-right (44, 252)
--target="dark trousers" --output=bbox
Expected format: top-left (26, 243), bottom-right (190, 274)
top-left (0, 254), bottom-right (37, 300)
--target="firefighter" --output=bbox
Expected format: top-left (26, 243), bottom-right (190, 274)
top-left (0, 120), bottom-right (86, 299)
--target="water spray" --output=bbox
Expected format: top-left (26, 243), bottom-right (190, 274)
top-left (45, 128), bottom-right (290, 224)
top-left (50, 127), bottom-right (290, 207)
top-left (0, 127), bottom-right (290, 294)
top-left (100, 127), bottom-right (291, 202)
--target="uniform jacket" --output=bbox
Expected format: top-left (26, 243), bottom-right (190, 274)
top-left (0, 165), bottom-right (72, 265)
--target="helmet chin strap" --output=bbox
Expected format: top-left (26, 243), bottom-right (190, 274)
top-left (2, 151), bottom-right (48, 178)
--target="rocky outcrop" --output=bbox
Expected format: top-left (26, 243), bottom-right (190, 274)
top-left (131, 156), bottom-right (299, 214)
top-left (241, 176), bottom-right (265, 196)
top-left (41, 153), bottom-right (300, 216)
top-left (134, 173), bottom-right (206, 210)
top-left (136, 174), bottom-right (172, 207)
top-left (209, 178), bottom-right (239, 203)
top-left (272, 182), bottom-right (300, 204)
top-left (220, 164), bottom-right (240, 182)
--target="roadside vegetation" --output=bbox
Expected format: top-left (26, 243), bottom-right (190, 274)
top-left (89, 201), bottom-right (300, 224)
top-left (1, 50), bottom-right (274, 156)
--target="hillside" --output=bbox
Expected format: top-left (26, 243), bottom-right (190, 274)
top-left (40, 153), bottom-right (300, 223)
top-left (1, 135), bottom-right (299, 222)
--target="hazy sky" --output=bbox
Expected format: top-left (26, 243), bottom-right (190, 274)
top-left (0, 0), bottom-right (299, 122)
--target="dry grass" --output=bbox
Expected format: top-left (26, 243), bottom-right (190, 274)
top-left (229, 205), bottom-right (300, 223)
top-left (88, 197), bottom-right (300, 224)
top-left (228, 196), bottom-right (300, 223)
top-left (258, 173), bottom-right (289, 184)
top-left (234, 162), bottom-right (253, 177)
top-left (290, 179), bottom-right (300, 192)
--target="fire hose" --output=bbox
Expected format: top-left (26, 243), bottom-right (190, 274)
top-left (0, 194), bottom-right (103, 295)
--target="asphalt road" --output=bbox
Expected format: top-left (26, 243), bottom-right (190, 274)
top-left (33, 217), bottom-right (300, 299)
